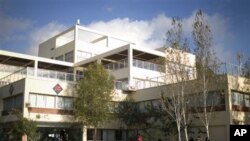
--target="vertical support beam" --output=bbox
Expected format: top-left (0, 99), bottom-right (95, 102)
top-left (82, 126), bottom-right (87, 141)
top-left (106, 36), bottom-right (109, 47)
top-left (128, 45), bottom-right (133, 87)
top-left (34, 60), bottom-right (38, 77)
top-left (73, 68), bottom-right (77, 81)
top-left (74, 25), bottom-right (78, 63)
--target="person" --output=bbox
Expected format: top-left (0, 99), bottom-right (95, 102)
top-left (137, 133), bottom-right (143, 141)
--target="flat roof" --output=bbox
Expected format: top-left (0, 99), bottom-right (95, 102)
top-left (0, 50), bottom-right (73, 71)
top-left (74, 44), bottom-right (166, 67)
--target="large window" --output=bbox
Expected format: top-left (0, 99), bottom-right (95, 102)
top-left (55, 55), bottom-right (64, 61)
top-left (232, 91), bottom-right (250, 107)
top-left (115, 130), bottom-right (123, 141)
top-left (29, 93), bottom-right (73, 110)
top-left (65, 51), bottom-right (74, 62)
top-left (3, 94), bottom-right (23, 112)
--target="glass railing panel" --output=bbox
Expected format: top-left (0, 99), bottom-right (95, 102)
top-left (57, 72), bottom-right (66, 80)
top-left (66, 73), bottom-right (74, 81)
top-left (104, 59), bottom-right (128, 71)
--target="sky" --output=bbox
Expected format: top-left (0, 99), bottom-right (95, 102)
top-left (0, 0), bottom-right (250, 64)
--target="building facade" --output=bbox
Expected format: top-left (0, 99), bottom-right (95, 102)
top-left (0, 24), bottom-right (249, 141)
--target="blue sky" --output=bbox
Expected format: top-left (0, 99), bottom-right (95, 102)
top-left (0, 0), bottom-right (250, 64)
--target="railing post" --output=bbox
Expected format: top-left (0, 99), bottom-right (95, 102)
top-left (34, 60), bottom-right (38, 77)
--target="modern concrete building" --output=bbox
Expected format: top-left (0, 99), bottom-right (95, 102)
top-left (0, 23), bottom-right (249, 141)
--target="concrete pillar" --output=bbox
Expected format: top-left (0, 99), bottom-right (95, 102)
top-left (82, 126), bottom-right (87, 141)
top-left (106, 36), bottom-right (109, 47)
top-left (74, 25), bottom-right (79, 63)
top-left (34, 60), bottom-right (38, 77)
top-left (128, 45), bottom-right (133, 87)
top-left (73, 68), bottom-right (77, 81)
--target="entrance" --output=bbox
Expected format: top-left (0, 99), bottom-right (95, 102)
top-left (38, 127), bottom-right (82, 141)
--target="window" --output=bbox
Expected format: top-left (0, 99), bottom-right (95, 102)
top-left (55, 55), bottom-right (64, 61)
top-left (115, 130), bottom-right (123, 141)
top-left (231, 91), bottom-right (250, 107)
top-left (46, 96), bottom-right (55, 108)
top-left (3, 94), bottom-right (23, 111)
top-left (65, 51), bottom-right (74, 62)
top-left (29, 93), bottom-right (73, 109)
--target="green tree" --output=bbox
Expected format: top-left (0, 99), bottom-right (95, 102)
top-left (11, 109), bottom-right (39, 141)
top-left (192, 9), bottom-right (220, 140)
top-left (115, 98), bottom-right (154, 141)
top-left (73, 62), bottom-right (115, 141)
top-left (163, 17), bottom-right (193, 141)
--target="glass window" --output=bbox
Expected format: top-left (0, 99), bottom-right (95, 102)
top-left (57, 97), bottom-right (64, 109)
top-left (244, 95), bottom-right (250, 107)
top-left (15, 95), bottom-right (23, 109)
top-left (46, 96), bottom-right (55, 108)
top-left (64, 97), bottom-right (73, 110)
top-left (29, 94), bottom-right (37, 107)
top-left (3, 95), bottom-right (23, 111)
top-left (36, 95), bottom-right (46, 107)
top-left (55, 55), bottom-right (64, 61)
top-left (65, 51), bottom-right (74, 62)
top-left (115, 130), bottom-right (123, 141)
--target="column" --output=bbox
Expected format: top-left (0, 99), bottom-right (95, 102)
top-left (73, 68), bottom-right (77, 81)
top-left (128, 45), bottom-right (133, 87)
top-left (34, 60), bottom-right (38, 77)
top-left (82, 126), bottom-right (87, 141)
top-left (106, 36), bottom-right (109, 47)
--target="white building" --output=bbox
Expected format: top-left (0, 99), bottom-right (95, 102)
top-left (0, 23), bottom-right (248, 141)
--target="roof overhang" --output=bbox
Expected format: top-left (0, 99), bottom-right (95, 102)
top-left (0, 50), bottom-right (73, 71)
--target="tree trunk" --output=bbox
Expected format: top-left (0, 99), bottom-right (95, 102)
top-left (94, 128), bottom-right (97, 141)
top-left (176, 120), bottom-right (181, 141)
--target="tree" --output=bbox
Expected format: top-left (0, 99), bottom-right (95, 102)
top-left (73, 62), bottom-right (115, 141)
top-left (242, 58), bottom-right (250, 78)
top-left (161, 17), bottom-right (194, 141)
top-left (192, 9), bottom-right (220, 140)
top-left (115, 98), bottom-right (151, 141)
top-left (11, 109), bottom-right (39, 141)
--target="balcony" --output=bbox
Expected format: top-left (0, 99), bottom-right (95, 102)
top-left (104, 59), bottom-right (128, 71)
top-left (0, 67), bottom-right (83, 87)
top-left (133, 59), bottom-right (163, 72)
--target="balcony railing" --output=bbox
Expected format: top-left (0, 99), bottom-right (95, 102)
top-left (0, 67), bottom-right (83, 87)
top-left (104, 59), bottom-right (128, 71)
top-left (133, 59), bottom-right (163, 72)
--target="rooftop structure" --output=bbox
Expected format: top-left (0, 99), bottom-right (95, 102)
top-left (0, 24), bottom-right (249, 141)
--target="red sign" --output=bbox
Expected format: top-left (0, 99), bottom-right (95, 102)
top-left (53, 83), bottom-right (63, 94)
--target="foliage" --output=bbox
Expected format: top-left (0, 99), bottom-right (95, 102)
top-left (242, 58), bottom-right (250, 78)
top-left (115, 98), bottom-right (150, 129)
top-left (192, 9), bottom-right (220, 140)
top-left (73, 62), bottom-right (115, 140)
top-left (145, 100), bottom-right (178, 137)
top-left (163, 17), bottom-right (192, 141)
top-left (11, 109), bottom-right (39, 141)
top-left (115, 98), bottom-right (163, 141)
